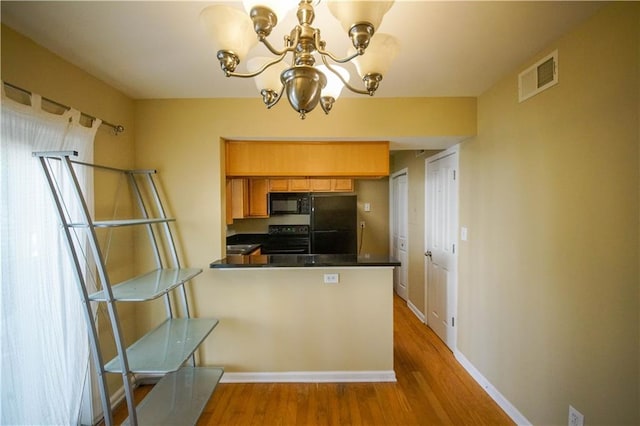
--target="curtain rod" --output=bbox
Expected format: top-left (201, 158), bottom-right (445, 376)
top-left (3, 81), bottom-right (125, 135)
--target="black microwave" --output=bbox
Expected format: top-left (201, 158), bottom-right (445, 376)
top-left (268, 192), bottom-right (310, 215)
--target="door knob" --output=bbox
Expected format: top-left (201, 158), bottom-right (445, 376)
top-left (425, 250), bottom-right (432, 259)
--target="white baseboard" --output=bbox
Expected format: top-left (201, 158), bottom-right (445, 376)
top-left (454, 350), bottom-right (531, 425)
top-left (90, 380), bottom-right (150, 425)
top-left (88, 386), bottom-right (125, 425)
top-left (109, 386), bottom-right (126, 409)
top-left (408, 299), bottom-right (426, 323)
top-left (220, 370), bottom-right (397, 383)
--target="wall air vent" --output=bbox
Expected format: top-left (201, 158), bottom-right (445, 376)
top-left (518, 50), bottom-right (558, 102)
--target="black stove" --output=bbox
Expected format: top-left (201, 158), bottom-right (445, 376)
top-left (261, 225), bottom-right (310, 255)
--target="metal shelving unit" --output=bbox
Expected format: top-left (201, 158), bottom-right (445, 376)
top-left (34, 151), bottom-right (222, 426)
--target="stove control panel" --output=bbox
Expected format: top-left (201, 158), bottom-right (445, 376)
top-left (268, 225), bottom-right (309, 235)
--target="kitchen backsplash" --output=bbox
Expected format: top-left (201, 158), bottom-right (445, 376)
top-left (226, 214), bottom-right (310, 235)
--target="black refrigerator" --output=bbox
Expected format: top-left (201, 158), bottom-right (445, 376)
top-left (309, 193), bottom-right (357, 254)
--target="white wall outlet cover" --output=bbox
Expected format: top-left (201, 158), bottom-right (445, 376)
top-left (568, 406), bottom-right (584, 426)
top-left (364, 202), bottom-right (371, 212)
top-left (323, 273), bottom-right (339, 284)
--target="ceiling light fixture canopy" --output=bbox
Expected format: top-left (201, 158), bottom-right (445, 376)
top-left (200, 0), bottom-right (399, 119)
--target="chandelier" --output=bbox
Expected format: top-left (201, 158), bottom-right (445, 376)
top-left (200, 0), bottom-right (399, 119)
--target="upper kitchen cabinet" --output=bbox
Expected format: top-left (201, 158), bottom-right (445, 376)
top-left (228, 178), bottom-right (269, 222)
top-left (269, 178), bottom-right (354, 192)
top-left (310, 178), bottom-right (354, 192)
top-left (225, 141), bottom-right (389, 177)
top-left (268, 179), bottom-right (290, 192)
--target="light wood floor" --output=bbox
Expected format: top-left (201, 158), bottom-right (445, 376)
top-left (113, 293), bottom-right (514, 425)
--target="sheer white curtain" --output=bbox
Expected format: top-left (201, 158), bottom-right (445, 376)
top-left (1, 89), bottom-right (100, 425)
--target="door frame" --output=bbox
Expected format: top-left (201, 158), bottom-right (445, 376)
top-left (424, 144), bottom-right (459, 351)
top-left (389, 168), bottom-right (409, 300)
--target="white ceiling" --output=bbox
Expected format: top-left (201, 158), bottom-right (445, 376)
top-left (1, 1), bottom-right (602, 148)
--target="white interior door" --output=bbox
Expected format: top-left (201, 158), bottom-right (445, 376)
top-left (425, 148), bottom-right (458, 350)
top-left (391, 171), bottom-right (408, 300)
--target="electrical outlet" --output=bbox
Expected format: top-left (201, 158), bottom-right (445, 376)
top-left (568, 406), bottom-right (584, 426)
top-left (323, 273), bottom-right (339, 284)
top-left (360, 221), bottom-right (366, 228)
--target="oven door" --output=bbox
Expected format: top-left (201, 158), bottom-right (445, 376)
top-left (261, 236), bottom-right (310, 255)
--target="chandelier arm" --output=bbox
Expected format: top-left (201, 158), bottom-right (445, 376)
top-left (260, 37), bottom-right (295, 56)
top-left (320, 55), bottom-right (370, 95)
top-left (259, 26), bottom-right (301, 56)
top-left (314, 32), bottom-right (362, 64)
top-left (225, 53), bottom-right (288, 79)
top-left (317, 49), bottom-right (362, 65)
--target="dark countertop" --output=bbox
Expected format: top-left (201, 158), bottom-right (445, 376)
top-left (210, 254), bottom-right (401, 268)
top-left (225, 233), bottom-right (266, 254)
top-left (226, 233), bottom-right (268, 245)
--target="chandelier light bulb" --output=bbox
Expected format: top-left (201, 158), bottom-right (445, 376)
top-left (327, 0), bottom-right (395, 34)
top-left (242, 1), bottom-right (294, 22)
top-left (200, 5), bottom-right (258, 72)
top-left (350, 33), bottom-right (400, 78)
top-left (317, 65), bottom-right (350, 101)
top-left (247, 57), bottom-right (290, 107)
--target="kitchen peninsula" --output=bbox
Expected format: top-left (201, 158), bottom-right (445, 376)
top-left (208, 139), bottom-right (398, 381)
top-left (207, 254), bottom-right (400, 382)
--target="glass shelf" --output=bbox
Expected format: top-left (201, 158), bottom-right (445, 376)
top-left (104, 318), bottom-right (218, 374)
top-left (121, 366), bottom-right (224, 426)
top-left (89, 268), bottom-right (202, 301)
top-left (69, 218), bottom-right (176, 228)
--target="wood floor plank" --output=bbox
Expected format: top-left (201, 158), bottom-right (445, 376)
top-left (111, 293), bottom-right (514, 425)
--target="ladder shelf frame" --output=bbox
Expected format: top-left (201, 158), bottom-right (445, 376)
top-left (34, 151), bottom-right (220, 426)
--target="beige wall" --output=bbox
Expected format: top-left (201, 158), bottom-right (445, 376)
top-left (458, 3), bottom-right (639, 424)
top-left (1, 25), bottom-right (137, 397)
top-left (390, 150), bottom-right (441, 313)
top-left (355, 178), bottom-right (390, 256)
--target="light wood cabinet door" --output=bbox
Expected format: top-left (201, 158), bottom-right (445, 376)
top-left (309, 178), bottom-right (332, 191)
top-left (269, 179), bottom-right (289, 192)
top-left (225, 179), bottom-right (234, 225)
top-left (289, 178), bottom-right (310, 191)
top-left (231, 179), bottom-right (249, 219)
top-left (249, 179), bottom-right (269, 217)
top-left (332, 179), bottom-right (354, 192)
top-left (226, 141), bottom-right (389, 177)
top-left (230, 178), bottom-right (269, 220)
top-left (309, 178), bottom-right (353, 192)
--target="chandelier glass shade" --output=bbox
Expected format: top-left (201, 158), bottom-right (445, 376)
top-left (200, 0), bottom-right (400, 119)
